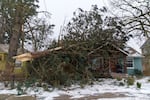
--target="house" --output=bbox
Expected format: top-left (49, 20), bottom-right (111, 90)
top-left (141, 38), bottom-right (150, 75)
top-left (0, 44), bottom-right (28, 79)
top-left (124, 46), bottom-right (143, 75)
top-left (88, 43), bottom-right (143, 76)
top-left (13, 43), bottom-right (143, 77)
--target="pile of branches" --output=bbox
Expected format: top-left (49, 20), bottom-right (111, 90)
top-left (29, 44), bottom-right (94, 87)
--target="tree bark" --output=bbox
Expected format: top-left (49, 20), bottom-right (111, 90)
top-left (7, 9), bottom-right (22, 69)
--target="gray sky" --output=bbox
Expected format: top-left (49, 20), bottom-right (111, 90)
top-left (38, 0), bottom-right (143, 52)
top-left (39, 0), bottom-right (109, 37)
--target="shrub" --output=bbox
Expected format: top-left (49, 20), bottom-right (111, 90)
top-left (134, 69), bottom-right (143, 76)
top-left (136, 82), bottom-right (142, 89)
top-left (127, 77), bottom-right (135, 86)
top-left (119, 82), bottom-right (124, 86)
top-left (116, 77), bottom-right (122, 81)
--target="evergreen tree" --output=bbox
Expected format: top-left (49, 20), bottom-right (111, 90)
top-left (0, 0), bottom-right (39, 67)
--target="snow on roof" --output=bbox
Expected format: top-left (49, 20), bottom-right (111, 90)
top-left (88, 42), bottom-right (143, 57)
top-left (124, 45), bottom-right (143, 57)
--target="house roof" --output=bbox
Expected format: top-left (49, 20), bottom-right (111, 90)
top-left (141, 38), bottom-right (150, 49)
top-left (111, 44), bottom-right (143, 57)
top-left (88, 42), bottom-right (143, 58)
top-left (124, 45), bottom-right (143, 57)
top-left (88, 42), bottom-right (129, 56)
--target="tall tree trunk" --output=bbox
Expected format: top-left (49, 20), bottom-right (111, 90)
top-left (7, 10), bottom-right (22, 70)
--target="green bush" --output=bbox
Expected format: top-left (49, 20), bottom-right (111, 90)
top-left (119, 82), bottom-right (124, 86)
top-left (136, 82), bottom-right (142, 89)
top-left (134, 69), bottom-right (143, 76)
top-left (127, 77), bottom-right (135, 86)
top-left (116, 77), bottom-right (122, 81)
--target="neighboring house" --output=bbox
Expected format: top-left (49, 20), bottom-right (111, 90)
top-left (141, 38), bottom-right (150, 75)
top-left (0, 44), bottom-right (28, 79)
top-left (88, 43), bottom-right (143, 76)
top-left (124, 46), bottom-right (143, 75)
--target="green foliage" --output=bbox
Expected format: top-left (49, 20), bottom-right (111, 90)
top-left (64, 5), bottom-right (129, 48)
top-left (28, 5), bottom-right (130, 88)
top-left (30, 51), bottom-right (93, 87)
top-left (17, 82), bottom-right (24, 95)
top-left (0, 0), bottom-right (39, 44)
top-left (127, 77), bottom-right (135, 86)
top-left (134, 69), bottom-right (143, 76)
top-left (148, 79), bottom-right (150, 82)
top-left (119, 82), bottom-right (125, 86)
top-left (116, 77), bottom-right (122, 81)
top-left (16, 78), bottom-right (45, 95)
top-left (136, 82), bottom-right (142, 89)
top-left (24, 78), bottom-right (37, 88)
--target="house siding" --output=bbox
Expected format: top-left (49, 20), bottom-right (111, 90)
top-left (0, 53), bottom-right (7, 70)
top-left (127, 57), bottom-right (143, 75)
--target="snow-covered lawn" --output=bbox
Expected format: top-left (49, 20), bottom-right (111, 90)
top-left (0, 77), bottom-right (150, 100)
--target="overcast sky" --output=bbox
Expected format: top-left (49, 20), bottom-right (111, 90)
top-left (39, 0), bottom-right (109, 37)
top-left (38, 0), bottom-right (143, 52)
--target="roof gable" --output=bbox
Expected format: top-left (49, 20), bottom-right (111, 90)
top-left (88, 43), bottom-right (143, 57)
top-left (124, 45), bottom-right (143, 57)
top-left (141, 38), bottom-right (150, 49)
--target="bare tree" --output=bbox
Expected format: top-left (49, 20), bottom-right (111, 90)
top-left (110, 0), bottom-right (150, 38)
top-left (24, 16), bottom-right (54, 51)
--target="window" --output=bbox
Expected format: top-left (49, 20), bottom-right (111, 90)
top-left (0, 55), bottom-right (2, 61)
top-left (92, 57), bottom-right (103, 68)
top-left (15, 60), bottom-right (22, 67)
top-left (126, 57), bottom-right (134, 69)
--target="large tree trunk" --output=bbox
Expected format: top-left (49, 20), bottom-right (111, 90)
top-left (7, 9), bottom-right (22, 70)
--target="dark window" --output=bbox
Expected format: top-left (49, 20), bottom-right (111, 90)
top-left (0, 55), bottom-right (2, 61)
top-left (15, 60), bottom-right (22, 67)
top-left (126, 57), bottom-right (133, 68)
top-left (92, 57), bottom-right (103, 67)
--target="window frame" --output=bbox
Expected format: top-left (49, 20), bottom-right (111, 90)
top-left (92, 57), bottom-right (104, 68)
top-left (15, 60), bottom-right (22, 68)
top-left (0, 54), bottom-right (4, 61)
top-left (126, 57), bottom-right (134, 69)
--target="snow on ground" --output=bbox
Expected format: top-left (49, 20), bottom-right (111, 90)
top-left (0, 77), bottom-right (150, 100)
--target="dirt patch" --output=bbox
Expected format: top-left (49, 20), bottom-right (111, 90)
top-left (0, 94), bottom-right (36, 100)
top-left (53, 92), bottom-right (128, 100)
top-left (54, 95), bottom-right (72, 100)
top-left (76, 92), bottom-right (127, 100)
top-left (0, 94), bottom-right (14, 100)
